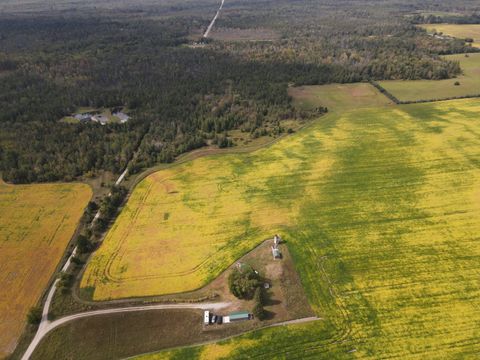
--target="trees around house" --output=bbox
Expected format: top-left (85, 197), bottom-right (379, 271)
top-left (228, 266), bottom-right (261, 299)
top-left (252, 286), bottom-right (267, 320)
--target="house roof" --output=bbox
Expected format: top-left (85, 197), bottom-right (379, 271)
top-left (113, 112), bottom-right (130, 121)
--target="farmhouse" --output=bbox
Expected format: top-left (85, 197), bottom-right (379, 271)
top-left (92, 114), bottom-right (109, 125)
top-left (74, 113), bottom-right (92, 122)
top-left (113, 111), bottom-right (130, 123)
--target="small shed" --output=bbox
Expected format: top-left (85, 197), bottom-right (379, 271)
top-left (272, 247), bottom-right (282, 259)
top-left (204, 310), bottom-right (210, 325)
top-left (228, 311), bottom-right (250, 322)
top-left (273, 234), bottom-right (281, 247)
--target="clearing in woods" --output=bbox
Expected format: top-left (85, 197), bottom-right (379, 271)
top-left (0, 180), bottom-right (91, 358)
top-left (288, 82), bottom-right (393, 111)
top-left (84, 83), bottom-right (480, 358)
top-left (420, 23), bottom-right (480, 48)
top-left (379, 53), bottom-right (480, 102)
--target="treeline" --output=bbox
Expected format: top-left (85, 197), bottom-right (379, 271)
top-left (0, 120), bottom-right (146, 183)
top-left (213, 0), bottom-right (474, 80)
top-left (370, 80), bottom-right (480, 105)
top-left (0, 13), bottom-right (352, 182)
top-left (411, 14), bottom-right (480, 25)
top-left (0, 1), bottom-right (476, 183)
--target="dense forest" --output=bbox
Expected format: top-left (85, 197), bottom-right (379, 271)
top-left (0, 0), bottom-right (478, 183)
top-left (411, 14), bottom-right (480, 24)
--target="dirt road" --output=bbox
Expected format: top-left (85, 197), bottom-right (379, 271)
top-left (21, 301), bottom-right (230, 360)
top-left (203, 0), bottom-right (225, 38)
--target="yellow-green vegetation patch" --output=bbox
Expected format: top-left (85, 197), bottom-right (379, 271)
top-left (379, 53), bottom-right (480, 102)
top-left (288, 83), bottom-right (393, 112)
top-left (118, 98), bottom-right (480, 359)
top-left (420, 23), bottom-right (480, 47)
top-left (0, 180), bottom-right (91, 358)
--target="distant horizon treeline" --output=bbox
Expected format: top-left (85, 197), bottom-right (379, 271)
top-left (0, 0), bottom-right (478, 184)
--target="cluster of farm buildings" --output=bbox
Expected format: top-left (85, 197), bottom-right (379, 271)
top-left (74, 111), bottom-right (130, 125)
top-left (204, 234), bottom-right (284, 327)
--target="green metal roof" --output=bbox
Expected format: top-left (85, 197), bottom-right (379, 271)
top-left (229, 311), bottom-right (249, 320)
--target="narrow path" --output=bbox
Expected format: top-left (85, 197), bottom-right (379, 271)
top-left (203, 0), bottom-right (225, 38)
top-left (21, 161), bottom-right (231, 360)
top-left (115, 167), bottom-right (129, 186)
top-left (22, 168), bottom-right (128, 359)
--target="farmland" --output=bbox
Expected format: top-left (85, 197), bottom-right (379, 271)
top-left (80, 84), bottom-right (391, 300)
top-left (83, 85), bottom-right (480, 358)
top-left (420, 23), bottom-right (480, 47)
top-left (379, 53), bottom-right (480, 102)
top-left (288, 83), bottom-right (393, 111)
top-left (30, 310), bottom-right (232, 360)
top-left (0, 180), bottom-right (91, 358)
top-left (31, 241), bottom-right (312, 359)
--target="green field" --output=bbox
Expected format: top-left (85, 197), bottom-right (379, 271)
top-left (81, 84), bottom-right (393, 300)
top-left (420, 24), bottom-right (480, 48)
top-left (379, 53), bottom-right (480, 102)
top-left (288, 82), bottom-right (393, 112)
top-left (110, 91), bottom-right (480, 359)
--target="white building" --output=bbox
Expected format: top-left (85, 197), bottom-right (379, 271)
top-left (92, 114), bottom-right (109, 125)
top-left (113, 111), bottom-right (130, 124)
top-left (272, 246), bottom-right (282, 259)
top-left (273, 234), bottom-right (281, 248)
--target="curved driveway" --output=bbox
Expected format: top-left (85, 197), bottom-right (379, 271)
top-left (21, 301), bottom-right (230, 360)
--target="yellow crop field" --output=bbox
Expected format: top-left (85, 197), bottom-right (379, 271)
top-left (81, 84), bottom-right (389, 300)
top-left (90, 84), bottom-right (480, 358)
top-left (0, 180), bottom-right (91, 358)
top-left (420, 23), bottom-right (480, 47)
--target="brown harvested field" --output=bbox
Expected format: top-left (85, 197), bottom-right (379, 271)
top-left (0, 180), bottom-right (91, 358)
top-left (209, 27), bottom-right (281, 41)
top-left (31, 308), bottom-right (273, 360)
top-left (31, 310), bottom-right (215, 360)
